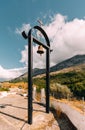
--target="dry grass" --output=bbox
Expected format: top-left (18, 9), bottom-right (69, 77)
top-left (0, 82), bottom-right (28, 89)
top-left (68, 99), bottom-right (85, 113)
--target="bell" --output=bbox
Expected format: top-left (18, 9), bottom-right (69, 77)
top-left (37, 45), bottom-right (44, 55)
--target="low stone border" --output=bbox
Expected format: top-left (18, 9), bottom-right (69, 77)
top-left (51, 100), bottom-right (85, 130)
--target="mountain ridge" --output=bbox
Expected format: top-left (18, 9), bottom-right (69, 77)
top-left (50, 54), bottom-right (85, 72)
top-left (33, 54), bottom-right (85, 76)
top-left (10, 54), bottom-right (85, 82)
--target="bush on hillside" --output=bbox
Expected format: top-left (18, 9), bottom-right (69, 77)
top-left (50, 83), bottom-right (72, 99)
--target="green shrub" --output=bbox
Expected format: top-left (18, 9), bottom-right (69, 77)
top-left (50, 83), bottom-right (72, 99)
top-left (0, 87), bottom-right (9, 91)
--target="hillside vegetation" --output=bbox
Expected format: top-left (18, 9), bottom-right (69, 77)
top-left (8, 63), bottom-right (85, 98)
top-left (8, 54), bottom-right (85, 98)
top-left (33, 64), bottom-right (85, 98)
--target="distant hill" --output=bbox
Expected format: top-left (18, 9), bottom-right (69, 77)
top-left (10, 54), bottom-right (85, 98)
top-left (10, 54), bottom-right (85, 82)
top-left (33, 54), bottom-right (85, 76)
top-left (10, 72), bottom-right (28, 83)
top-left (50, 54), bottom-right (85, 72)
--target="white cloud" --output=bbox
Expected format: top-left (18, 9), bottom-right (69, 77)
top-left (18, 13), bottom-right (85, 69)
top-left (44, 14), bottom-right (85, 66)
top-left (0, 65), bottom-right (27, 81)
top-left (20, 45), bottom-right (28, 66)
top-left (15, 23), bottom-right (31, 34)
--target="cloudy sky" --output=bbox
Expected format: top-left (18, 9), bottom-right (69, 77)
top-left (0, 0), bottom-right (85, 80)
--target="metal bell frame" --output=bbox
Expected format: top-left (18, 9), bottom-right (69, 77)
top-left (22, 25), bottom-right (50, 124)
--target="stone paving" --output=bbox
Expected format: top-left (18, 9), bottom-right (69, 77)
top-left (0, 90), bottom-right (83, 130)
top-left (0, 92), bottom-right (59, 130)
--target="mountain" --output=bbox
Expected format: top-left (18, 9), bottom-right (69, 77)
top-left (10, 54), bottom-right (85, 82)
top-left (33, 54), bottom-right (85, 76)
top-left (10, 72), bottom-right (28, 82)
top-left (50, 54), bottom-right (85, 72)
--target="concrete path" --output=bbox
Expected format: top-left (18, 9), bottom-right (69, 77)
top-left (0, 93), bottom-right (59, 130)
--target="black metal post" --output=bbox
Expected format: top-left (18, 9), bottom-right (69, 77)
top-left (28, 30), bottom-right (33, 124)
top-left (46, 48), bottom-right (50, 113)
top-left (22, 25), bottom-right (51, 124)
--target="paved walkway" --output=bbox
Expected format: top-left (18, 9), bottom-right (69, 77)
top-left (1, 91), bottom-right (84, 130)
top-left (0, 93), bottom-right (59, 130)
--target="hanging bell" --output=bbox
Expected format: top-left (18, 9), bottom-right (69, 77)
top-left (37, 45), bottom-right (44, 55)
